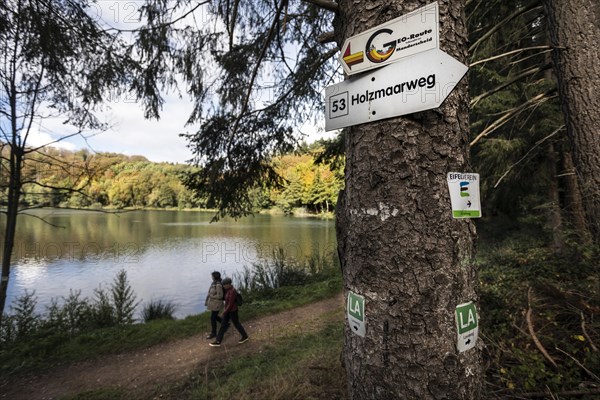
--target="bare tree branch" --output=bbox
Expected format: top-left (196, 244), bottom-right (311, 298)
top-left (228, 0), bottom-right (289, 143)
top-left (470, 89), bottom-right (557, 146)
top-left (229, 0), bottom-right (241, 50)
top-left (469, 2), bottom-right (543, 54)
top-left (493, 125), bottom-right (564, 188)
top-left (470, 46), bottom-right (552, 67)
top-left (318, 31), bottom-right (336, 44)
top-left (301, 0), bottom-right (338, 13)
top-left (23, 129), bottom-right (85, 154)
top-left (471, 64), bottom-right (551, 107)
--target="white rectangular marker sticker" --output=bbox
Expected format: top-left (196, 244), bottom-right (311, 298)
top-left (447, 172), bottom-right (482, 218)
top-left (347, 291), bottom-right (366, 337)
top-left (455, 302), bottom-right (478, 352)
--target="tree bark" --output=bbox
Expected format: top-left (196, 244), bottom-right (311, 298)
top-left (334, 0), bottom-right (482, 398)
top-left (544, 0), bottom-right (600, 243)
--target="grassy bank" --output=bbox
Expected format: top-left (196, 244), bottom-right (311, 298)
top-left (154, 313), bottom-right (347, 400)
top-left (62, 315), bottom-right (347, 400)
top-left (0, 272), bottom-right (342, 377)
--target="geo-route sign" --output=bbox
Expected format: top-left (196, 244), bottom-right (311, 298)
top-left (340, 2), bottom-right (439, 76)
top-left (455, 302), bottom-right (478, 352)
top-left (447, 172), bottom-right (482, 218)
top-left (347, 291), bottom-right (366, 337)
top-left (325, 48), bottom-right (468, 131)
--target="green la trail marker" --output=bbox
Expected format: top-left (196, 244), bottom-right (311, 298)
top-left (455, 301), bottom-right (478, 352)
top-left (347, 291), bottom-right (366, 337)
top-left (447, 172), bottom-right (481, 218)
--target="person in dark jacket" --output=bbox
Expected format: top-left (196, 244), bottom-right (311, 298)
top-left (209, 277), bottom-right (248, 346)
top-left (205, 271), bottom-right (224, 339)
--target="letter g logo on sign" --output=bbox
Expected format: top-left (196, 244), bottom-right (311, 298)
top-left (365, 28), bottom-right (396, 63)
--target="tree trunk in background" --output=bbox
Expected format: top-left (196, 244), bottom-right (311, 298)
top-left (562, 151), bottom-right (591, 243)
top-left (334, 0), bottom-right (483, 398)
top-left (544, 0), bottom-right (600, 243)
top-left (547, 144), bottom-right (564, 254)
top-left (0, 148), bottom-right (22, 328)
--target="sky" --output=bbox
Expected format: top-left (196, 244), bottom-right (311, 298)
top-left (24, 1), bottom-right (335, 164)
top-left (26, 93), bottom-right (330, 164)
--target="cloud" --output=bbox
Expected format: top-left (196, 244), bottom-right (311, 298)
top-left (87, 95), bottom-right (195, 163)
top-left (26, 124), bottom-right (78, 152)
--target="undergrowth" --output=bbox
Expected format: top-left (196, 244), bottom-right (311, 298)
top-left (479, 222), bottom-right (599, 399)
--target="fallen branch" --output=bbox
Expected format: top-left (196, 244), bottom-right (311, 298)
top-left (518, 388), bottom-right (600, 398)
top-left (555, 347), bottom-right (600, 383)
top-left (581, 312), bottom-right (598, 352)
top-left (526, 288), bottom-right (558, 368)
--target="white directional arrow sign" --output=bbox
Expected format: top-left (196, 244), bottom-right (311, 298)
top-left (325, 48), bottom-right (468, 132)
top-left (339, 2), bottom-right (439, 76)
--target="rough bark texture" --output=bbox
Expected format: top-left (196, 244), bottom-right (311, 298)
top-left (544, 0), bottom-right (600, 243)
top-left (334, 0), bottom-right (483, 398)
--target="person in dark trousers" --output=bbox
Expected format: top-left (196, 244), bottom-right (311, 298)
top-left (204, 271), bottom-right (224, 339)
top-left (209, 278), bottom-right (248, 346)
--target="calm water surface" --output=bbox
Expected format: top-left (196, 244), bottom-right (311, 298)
top-left (4, 209), bottom-right (336, 318)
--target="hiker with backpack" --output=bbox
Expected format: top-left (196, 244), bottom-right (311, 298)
top-left (205, 271), bottom-right (224, 340)
top-left (209, 277), bottom-right (249, 347)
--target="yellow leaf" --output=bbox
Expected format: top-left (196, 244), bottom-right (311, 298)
top-left (573, 335), bottom-right (586, 342)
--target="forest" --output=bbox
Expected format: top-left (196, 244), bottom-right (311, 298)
top-left (0, 142), bottom-right (343, 215)
top-left (1, 0), bottom-right (599, 398)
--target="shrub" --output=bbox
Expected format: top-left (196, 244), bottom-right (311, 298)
top-left (0, 291), bottom-right (40, 343)
top-left (59, 290), bottom-right (94, 335)
top-left (142, 299), bottom-right (177, 322)
top-left (110, 269), bottom-right (140, 325)
top-left (0, 269), bottom-right (143, 345)
top-left (234, 247), bottom-right (340, 301)
top-left (91, 286), bottom-right (116, 328)
top-left (11, 290), bottom-right (40, 340)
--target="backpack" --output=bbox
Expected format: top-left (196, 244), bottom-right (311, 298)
top-left (235, 292), bottom-right (243, 307)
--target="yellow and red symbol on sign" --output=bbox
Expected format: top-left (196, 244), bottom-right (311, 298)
top-left (342, 43), bottom-right (364, 69)
top-left (365, 28), bottom-right (396, 63)
top-left (367, 45), bottom-right (395, 63)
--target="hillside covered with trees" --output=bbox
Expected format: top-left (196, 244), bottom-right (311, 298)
top-left (0, 142), bottom-right (342, 215)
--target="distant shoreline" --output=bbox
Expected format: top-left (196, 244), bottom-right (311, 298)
top-left (5, 206), bottom-right (335, 219)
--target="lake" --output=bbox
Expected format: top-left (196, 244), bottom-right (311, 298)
top-left (3, 209), bottom-right (337, 318)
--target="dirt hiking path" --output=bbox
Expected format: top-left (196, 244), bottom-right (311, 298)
top-left (2, 293), bottom-right (344, 400)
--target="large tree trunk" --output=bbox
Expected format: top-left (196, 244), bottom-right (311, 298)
top-left (544, 0), bottom-right (600, 243)
top-left (334, 0), bottom-right (483, 398)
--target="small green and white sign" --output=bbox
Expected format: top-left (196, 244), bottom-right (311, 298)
top-left (455, 301), bottom-right (478, 352)
top-left (447, 172), bottom-right (482, 218)
top-left (347, 291), bottom-right (366, 337)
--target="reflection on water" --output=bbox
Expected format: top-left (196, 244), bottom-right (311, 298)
top-left (3, 210), bottom-right (336, 318)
